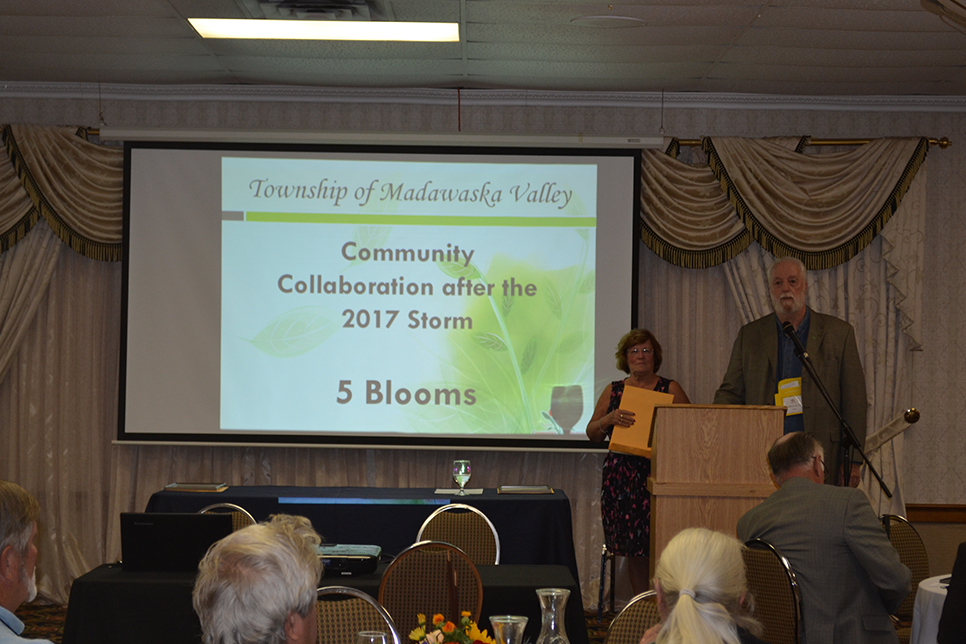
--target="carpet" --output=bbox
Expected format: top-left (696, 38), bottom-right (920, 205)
top-left (16, 602), bottom-right (64, 643)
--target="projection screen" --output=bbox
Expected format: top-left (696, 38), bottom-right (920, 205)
top-left (119, 142), bottom-right (640, 449)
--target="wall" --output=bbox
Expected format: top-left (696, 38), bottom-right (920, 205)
top-left (2, 86), bottom-right (965, 606)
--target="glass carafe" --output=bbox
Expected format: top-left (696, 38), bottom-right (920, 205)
top-left (535, 588), bottom-right (570, 644)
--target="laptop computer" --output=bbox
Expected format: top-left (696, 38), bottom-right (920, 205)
top-left (120, 512), bottom-right (234, 572)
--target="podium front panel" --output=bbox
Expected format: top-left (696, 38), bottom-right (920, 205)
top-left (648, 405), bottom-right (784, 567)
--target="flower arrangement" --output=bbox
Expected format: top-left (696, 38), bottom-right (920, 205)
top-left (409, 612), bottom-right (495, 644)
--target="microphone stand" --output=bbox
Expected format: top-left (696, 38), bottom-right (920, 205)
top-left (781, 322), bottom-right (891, 498)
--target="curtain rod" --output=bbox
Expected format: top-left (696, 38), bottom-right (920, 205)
top-left (675, 136), bottom-right (951, 149)
top-left (82, 129), bottom-right (951, 149)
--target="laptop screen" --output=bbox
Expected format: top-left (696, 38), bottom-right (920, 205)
top-left (120, 512), bottom-right (234, 572)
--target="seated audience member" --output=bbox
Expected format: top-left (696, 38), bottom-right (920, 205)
top-left (639, 527), bottom-right (767, 644)
top-left (0, 481), bottom-right (53, 644)
top-left (737, 432), bottom-right (910, 644)
top-left (937, 541), bottom-right (966, 644)
top-left (193, 514), bottom-right (322, 644)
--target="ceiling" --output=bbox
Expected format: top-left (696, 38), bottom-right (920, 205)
top-left (2, 0), bottom-right (966, 96)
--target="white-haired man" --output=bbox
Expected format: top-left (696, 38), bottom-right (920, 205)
top-left (193, 514), bottom-right (322, 644)
top-left (0, 481), bottom-right (53, 644)
top-left (713, 256), bottom-right (868, 486)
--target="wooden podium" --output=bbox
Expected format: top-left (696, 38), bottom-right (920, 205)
top-left (647, 405), bottom-right (784, 570)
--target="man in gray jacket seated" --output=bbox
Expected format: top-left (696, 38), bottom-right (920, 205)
top-left (737, 432), bottom-right (911, 644)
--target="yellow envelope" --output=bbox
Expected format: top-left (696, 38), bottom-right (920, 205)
top-left (608, 386), bottom-right (675, 458)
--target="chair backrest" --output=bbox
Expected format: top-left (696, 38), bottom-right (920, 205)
top-left (198, 502), bottom-right (256, 532)
top-left (881, 514), bottom-right (930, 621)
top-left (317, 586), bottom-right (401, 644)
top-left (742, 539), bottom-right (802, 644)
top-left (377, 541), bottom-right (483, 636)
top-left (603, 590), bottom-right (660, 644)
top-left (416, 504), bottom-right (500, 565)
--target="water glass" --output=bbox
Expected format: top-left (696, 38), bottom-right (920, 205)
top-left (489, 615), bottom-right (528, 644)
top-left (453, 459), bottom-right (472, 495)
top-left (356, 632), bottom-right (388, 644)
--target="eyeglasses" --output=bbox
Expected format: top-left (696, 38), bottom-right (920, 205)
top-left (628, 348), bottom-right (653, 356)
top-left (815, 455), bottom-right (827, 476)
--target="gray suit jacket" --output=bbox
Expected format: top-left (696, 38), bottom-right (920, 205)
top-left (737, 477), bottom-right (911, 644)
top-left (713, 310), bottom-right (868, 480)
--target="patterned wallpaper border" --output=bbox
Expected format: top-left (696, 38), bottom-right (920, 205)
top-left (2, 82), bottom-right (966, 112)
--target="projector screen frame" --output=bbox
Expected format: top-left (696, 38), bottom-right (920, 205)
top-left (117, 139), bottom-right (641, 451)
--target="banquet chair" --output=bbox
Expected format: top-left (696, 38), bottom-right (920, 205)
top-left (198, 502), bottom-right (256, 532)
top-left (603, 590), bottom-right (660, 644)
top-left (378, 541), bottom-right (483, 636)
top-left (317, 586), bottom-right (401, 644)
top-left (416, 503), bottom-right (500, 565)
top-left (742, 538), bottom-right (802, 644)
top-left (881, 514), bottom-right (929, 643)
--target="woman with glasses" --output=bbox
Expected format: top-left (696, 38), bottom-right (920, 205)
top-left (586, 329), bottom-right (690, 595)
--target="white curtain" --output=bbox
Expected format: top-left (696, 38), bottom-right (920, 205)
top-left (644, 168), bottom-right (926, 519)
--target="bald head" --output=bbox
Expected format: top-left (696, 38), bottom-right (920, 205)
top-left (767, 432), bottom-right (825, 484)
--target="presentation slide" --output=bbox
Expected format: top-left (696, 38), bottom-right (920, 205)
top-left (121, 144), bottom-right (638, 448)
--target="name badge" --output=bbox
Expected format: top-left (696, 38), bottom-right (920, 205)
top-left (775, 377), bottom-right (803, 416)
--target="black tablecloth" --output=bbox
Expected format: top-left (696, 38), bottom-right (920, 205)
top-left (146, 486), bottom-right (580, 586)
top-left (326, 563), bottom-right (586, 644)
top-left (62, 563), bottom-right (589, 644)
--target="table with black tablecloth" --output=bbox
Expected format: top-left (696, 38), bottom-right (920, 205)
top-left (146, 486), bottom-right (580, 586)
top-left (62, 563), bottom-right (589, 644)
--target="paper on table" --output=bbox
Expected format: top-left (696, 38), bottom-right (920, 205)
top-left (498, 485), bottom-right (554, 494)
top-left (608, 386), bottom-right (674, 458)
top-left (164, 482), bottom-right (228, 492)
top-left (434, 488), bottom-right (484, 495)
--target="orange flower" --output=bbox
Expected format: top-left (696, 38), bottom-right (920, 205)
top-left (433, 614), bottom-right (445, 627)
top-left (442, 622), bottom-right (456, 634)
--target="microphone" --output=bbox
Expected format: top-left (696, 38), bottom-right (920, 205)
top-left (781, 321), bottom-right (809, 359)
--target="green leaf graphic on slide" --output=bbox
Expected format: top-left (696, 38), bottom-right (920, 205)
top-left (247, 306), bottom-right (338, 357)
top-left (519, 338), bottom-right (537, 375)
top-left (440, 255), bottom-right (594, 434)
top-left (501, 294), bottom-right (514, 318)
top-left (346, 226), bottom-right (391, 269)
top-left (474, 333), bottom-right (508, 351)
top-left (437, 260), bottom-right (482, 281)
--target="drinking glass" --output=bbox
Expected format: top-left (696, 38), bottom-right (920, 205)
top-left (453, 459), bottom-right (472, 495)
top-left (356, 632), bottom-right (388, 644)
top-left (550, 385), bottom-right (583, 434)
top-left (489, 616), bottom-right (528, 644)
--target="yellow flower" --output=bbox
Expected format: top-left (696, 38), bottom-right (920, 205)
top-left (461, 611), bottom-right (471, 618)
top-left (467, 622), bottom-right (495, 644)
top-left (409, 626), bottom-right (426, 642)
top-left (418, 615), bottom-right (427, 626)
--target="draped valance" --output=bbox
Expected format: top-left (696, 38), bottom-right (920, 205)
top-left (641, 136), bottom-right (929, 270)
top-left (0, 127), bottom-right (928, 273)
top-left (1, 124), bottom-right (123, 260)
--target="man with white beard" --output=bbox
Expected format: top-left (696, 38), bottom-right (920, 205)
top-left (0, 481), bottom-right (52, 644)
top-left (713, 257), bottom-right (868, 486)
